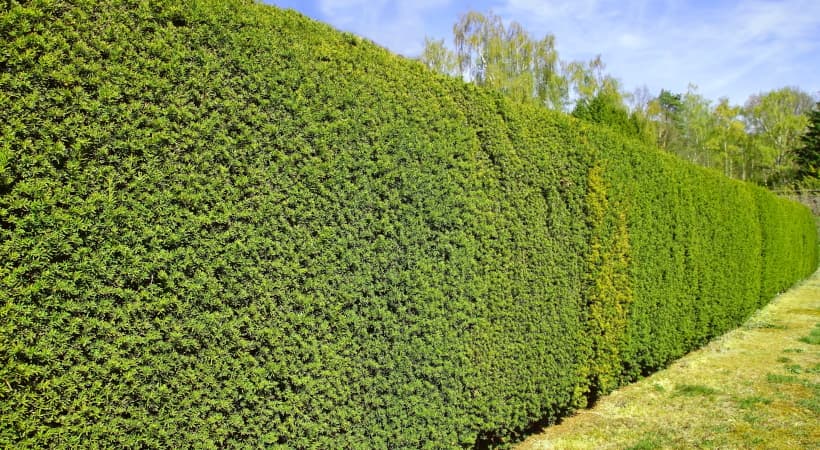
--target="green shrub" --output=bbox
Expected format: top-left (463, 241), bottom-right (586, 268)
top-left (0, 0), bottom-right (816, 447)
top-left (589, 130), bottom-right (773, 379)
top-left (754, 187), bottom-right (819, 302)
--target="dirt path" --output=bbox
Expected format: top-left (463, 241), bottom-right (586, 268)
top-left (518, 270), bottom-right (820, 450)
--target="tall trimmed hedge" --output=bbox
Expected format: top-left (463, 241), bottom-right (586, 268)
top-left (0, 1), bottom-right (816, 448)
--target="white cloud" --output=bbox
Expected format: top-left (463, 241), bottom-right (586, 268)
top-left (617, 32), bottom-right (644, 50)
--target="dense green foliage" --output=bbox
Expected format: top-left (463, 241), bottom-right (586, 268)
top-left (1, 1), bottom-right (816, 448)
top-left (794, 102), bottom-right (820, 184)
top-left (572, 91), bottom-right (650, 145)
top-left (754, 188), bottom-right (818, 300)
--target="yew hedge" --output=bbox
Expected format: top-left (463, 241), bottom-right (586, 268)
top-left (0, 0), bottom-right (816, 448)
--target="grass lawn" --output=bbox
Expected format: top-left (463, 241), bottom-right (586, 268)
top-left (518, 270), bottom-right (820, 449)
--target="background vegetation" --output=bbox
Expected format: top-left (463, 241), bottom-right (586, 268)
top-left (0, 0), bottom-right (816, 448)
top-left (422, 12), bottom-right (820, 190)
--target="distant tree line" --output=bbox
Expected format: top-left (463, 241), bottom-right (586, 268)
top-left (421, 11), bottom-right (820, 190)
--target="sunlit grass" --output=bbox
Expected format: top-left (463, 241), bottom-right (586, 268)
top-left (673, 384), bottom-right (720, 397)
top-left (518, 270), bottom-right (820, 450)
top-left (736, 395), bottom-right (772, 408)
top-left (799, 323), bottom-right (820, 345)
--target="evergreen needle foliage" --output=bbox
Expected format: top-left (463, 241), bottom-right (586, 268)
top-left (0, 1), bottom-right (816, 448)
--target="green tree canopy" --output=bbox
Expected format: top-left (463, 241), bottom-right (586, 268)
top-left (707, 98), bottom-right (748, 179)
top-left (420, 11), bottom-right (627, 112)
top-left (794, 101), bottom-right (820, 184)
top-left (649, 89), bottom-right (684, 150)
top-left (420, 37), bottom-right (457, 76)
top-left (451, 11), bottom-right (566, 107)
top-left (572, 89), bottom-right (646, 141)
top-left (742, 87), bottom-right (814, 187)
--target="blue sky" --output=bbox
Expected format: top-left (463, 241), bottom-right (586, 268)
top-left (265, 0), bottom-right (819, 106)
